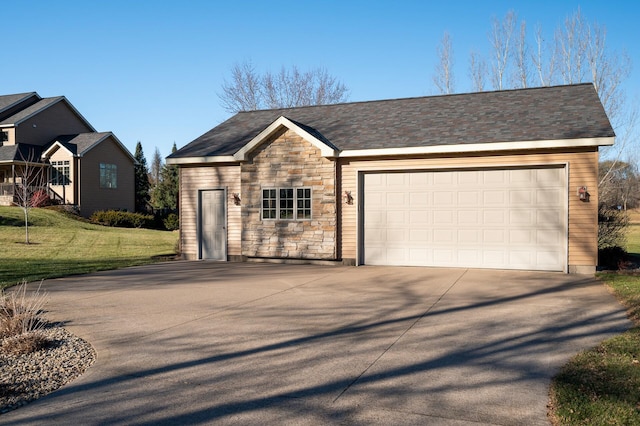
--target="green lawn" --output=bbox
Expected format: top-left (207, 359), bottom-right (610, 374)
top-left (0, 206), bottom-right (178, 289)
top-left (549, 223), bottom-right (640, 425)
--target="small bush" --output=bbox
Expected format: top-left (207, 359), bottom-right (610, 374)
top-left (1, 331), bottom-right (48, 355)
top-left (1, 281), bottom-right (48, 356)
top-left (599, 205), bottom-right (629, 250)
top-left (163, 213), bottom-right (179, 231)
top-left (598, 246), bottom-right (629, 270)
top-left (90, 210), bottom-right (153, 228)
top-left (29, 190), bottom-right (51, 208)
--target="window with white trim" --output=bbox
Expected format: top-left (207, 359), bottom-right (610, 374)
top-left (51, 160), bottom-right (70, 185)
top-left (262, 187), bottom-right (312, 220)
top-left (100, 163), bottom-right (117, 189)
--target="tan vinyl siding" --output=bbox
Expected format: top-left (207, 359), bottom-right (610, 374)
top-left (180, 165), bottom-right (241, 260)
top-left (79, 137), bottom-right (135, 217)
top-left (16, 101), bottom-right (93, 146)
top-left (338, 148), bottom-right (599, 269)
top-left (48, 149), bottom-right (75, 204)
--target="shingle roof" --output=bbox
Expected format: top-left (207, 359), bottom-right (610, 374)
top-left (0, 93), bottom-right (39, 116)
top-left (0, 97), bottom-right (64, 126)
top-left (0, 144), bottom-right (43, 162)
top-left (54, 132), bottom-right (112, 156)
top-left (170, 83), bottom-right (614, 159)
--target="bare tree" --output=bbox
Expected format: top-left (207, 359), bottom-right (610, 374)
top-left (556, 8), bottom-right (588, 85)
top-left (489, 10), bottom-right (517, 90)
top-left (219, 61), bottom-right (349, 113)
top-left (468, 50), bottom-right (487, 92)
top-left (432, 31), bottom-right (455, 94)
top-left (532, 23), bottom-right (557, 86)
top-left (219, 61), bottom-right (262, 113)
top-left (15, 148), bottom-right (47, 244)
top-left (511, 20), bottom-right (530, 88)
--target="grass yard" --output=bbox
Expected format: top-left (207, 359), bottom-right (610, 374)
top-left (549, 213), bottom-right (640, 425)
top-left (0, 206), bottom-right (178, 289)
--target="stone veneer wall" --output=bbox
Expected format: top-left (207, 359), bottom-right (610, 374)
top-left (241, 129), bottom-right (337, 259)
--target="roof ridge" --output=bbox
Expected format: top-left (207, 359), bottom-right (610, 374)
top-left (235, 83), bottom-right (596, 114)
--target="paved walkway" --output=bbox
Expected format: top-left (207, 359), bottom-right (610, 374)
top-left (0, 262), bottom-right (630, 425)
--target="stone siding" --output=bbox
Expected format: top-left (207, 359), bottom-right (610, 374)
top-left (241, 129), bottom-right (337, 259)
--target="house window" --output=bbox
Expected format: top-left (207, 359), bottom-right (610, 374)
top-left (0, 131), bottom-right (7, 146)
top-left (51, 160), bottom-right (70, 185)
top-left (100, 163), bottom-right (117, 189)
top-left (262, 187), bottom-right (312, 220)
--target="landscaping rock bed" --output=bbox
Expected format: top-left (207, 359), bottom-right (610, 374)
top-left (0, 324), bottom-right (95, 414)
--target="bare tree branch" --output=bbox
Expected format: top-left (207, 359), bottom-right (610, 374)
top-left (218, 61), bottom-right (261, 112)
top-left (489, 10), bottom-right (517, 90)
top-left (511, 20), bottom-right (529, 88)
top-left (15, 148), bottom-right (47, 244)
top-left (432, 31), bottom-right (455, 94)
top-left (468, 50), bottom-right (487, 92)
top-left (219, 61), bottom-right (349, 112)
top-left (532, 23), bottom-right (557, 86)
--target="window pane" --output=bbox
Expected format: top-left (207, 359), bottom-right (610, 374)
top-left (262, 188), bottom-right (277, 219)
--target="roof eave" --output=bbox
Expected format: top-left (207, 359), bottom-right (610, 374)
top-left (338, 136), bottom-right (615, 157)
top-left (167, 136), bottom-right (614, 165)
top-left (166, 155), bottom-right (237, 165)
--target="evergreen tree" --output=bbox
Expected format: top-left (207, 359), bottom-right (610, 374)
top-left (153, 143), bottom-right (179, 211)
top-left (134, 141), bottom-right (150, 212)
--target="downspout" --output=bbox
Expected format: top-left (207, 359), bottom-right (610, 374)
top-left (76, 156), bottom-right (80, 211)
top-left (11, 164), bottom-right (15, 199)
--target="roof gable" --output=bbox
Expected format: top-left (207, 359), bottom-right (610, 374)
top-left (0, 93), bottom-right (40, 119)
top-left (0, 96), bottom-right (96, 132)
top-left (42, 132), bottom-right (135, 162)
top-left (168, 84), bottom-right (615, 164)
top-left (233, 116), bottom-right (338, 161)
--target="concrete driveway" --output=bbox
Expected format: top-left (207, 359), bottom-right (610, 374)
top-left (0, 262), bottom-right (630, 425)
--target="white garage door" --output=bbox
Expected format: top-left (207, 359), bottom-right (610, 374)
top-left (362, 167), bottom-right (567, 271)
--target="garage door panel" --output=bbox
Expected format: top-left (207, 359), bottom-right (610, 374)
top-left (510, 190), bottom-right (534, 205)
top-left (484, 191), bottom-right (506, 205)
top-left (458, 210), bottom-right (480, 224)
top-left (483, 229), bottom-right (506, 243)
top-left (434, 191), bottom-right (454, 205)
top-left (363, 168), bottom-right (567, 271)
top-left (433, 229), bottom-right (454, 243)
top-left (483, 210), bottom-right (506, 224)
top-left (434, 210), bottom-right (455, 224)
top-left (509, 210), bottom-right (534, 225)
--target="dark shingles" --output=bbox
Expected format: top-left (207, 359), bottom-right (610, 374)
top-left (0, 144), bottom-right (43, 162)
top-left (0, 93), bottom-right (37, 113)
top-left (170, 84), bottom-right (615, 159)
top-left (53, 133), bottom-right (111, 156)
top-left (0, 97), bottom-right (63, 126)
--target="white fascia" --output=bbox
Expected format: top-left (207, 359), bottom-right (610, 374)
top-left (166, 155), bottom-right (237, 165)
top-left (233, 116), bottom-right (338, 161)
top-left (41, 141), bottom-right (74, 159)
top-left (338, 136), bottom-right (614, 157)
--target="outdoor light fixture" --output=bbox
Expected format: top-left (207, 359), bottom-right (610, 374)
top-left (577, 186), bottom-right (589, 202)
top-left (344, 191), bottom-right (353, 205)
top-left (231, 192), bottom-right (241, 205)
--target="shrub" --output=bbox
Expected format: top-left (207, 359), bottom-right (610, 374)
top-left (29, 190), bottom-right (51, 208)
top-left (598, 204), bottom-right (629, 250)
top-left (1, 331), bottom-right (48, 355)
top-left (163, 213), bottom-right (179, 231)
top-left (598, 246), bottom-right (628, 270)
top-left (0, 281), bottom-right (48, 355)
top-left (90, 210), bottom-right (153, 228)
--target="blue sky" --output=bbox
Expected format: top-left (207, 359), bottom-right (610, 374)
top-left (2, 1), bottom-right (638, 159)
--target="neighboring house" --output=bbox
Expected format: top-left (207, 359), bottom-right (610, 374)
top-left (167, 83), bottom-right (614, 274)
top-left (0, 92), bottom-right (134, 217)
